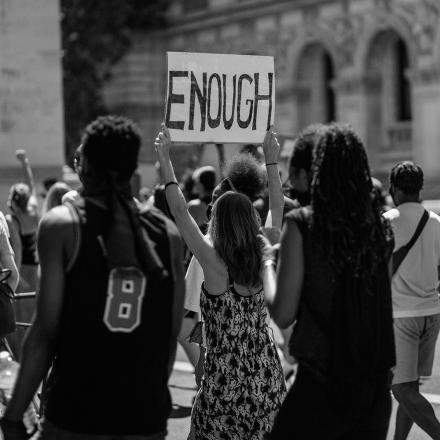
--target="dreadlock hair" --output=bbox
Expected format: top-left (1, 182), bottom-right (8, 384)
top-left (390, 161), bottom-right (424, 195)
top-left (80, 115), bottom-right (164, 278)
top-left (310, 123), bottom-right (388, 281)
top-left (82, 115), bottom-right (141, 181)
top-left (289, 123), bottom-right (325, 173)
top-left (223, 153), bottom-right (266, 202)
top-left (208, 191), bottom-right (262, 287)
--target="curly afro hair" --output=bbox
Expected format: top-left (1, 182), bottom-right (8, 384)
top-left (82, 115), bottom-right (142, 180)
top-left (223, 153), bottom-right (266, 202)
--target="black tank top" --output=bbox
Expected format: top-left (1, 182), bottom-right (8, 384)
top-left (12, 215), bottom-right (38, 266)
top-left (45, 199), bottom-right (176, 435)
top-left (287, 207), bottom-right (395, 384)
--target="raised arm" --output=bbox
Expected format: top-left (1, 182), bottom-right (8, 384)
top-left (262, 128), bottom-right (284, 229)
top-left (154, 124), bottom-right (213, 265)
top-left (15, 150), bottom-right (36, 200)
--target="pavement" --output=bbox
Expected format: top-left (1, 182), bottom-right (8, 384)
top-left (167, 340), bottom-right (440, 440)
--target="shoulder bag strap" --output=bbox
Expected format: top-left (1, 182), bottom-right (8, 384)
top-left (392, 209), bottom-right (429, 276)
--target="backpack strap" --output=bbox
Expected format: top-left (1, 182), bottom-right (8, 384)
top-left (392, 209), bottom-right (429, 276)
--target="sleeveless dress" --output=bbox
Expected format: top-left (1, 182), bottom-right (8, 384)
top-left (191, 275), bottom-right (286, 440)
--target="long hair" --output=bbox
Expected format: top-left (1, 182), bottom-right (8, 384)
top-left (208, 191), bottom-right (262, 287)
top-left (310, 124), bottom-right (388, 281)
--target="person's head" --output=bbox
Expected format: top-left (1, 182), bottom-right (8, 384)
top-left (42, 181), bottom-right (72, 215)
top-left (78, 115), bottom-right (141, 185)
top-left (208, 191), bottom-right (262, 287)
top-left (310, 123), bottom-right (387, 278)
top-left (223, 153), bottom-right (266, 202)
top-left (8, 183), bottom-right (31, 213)
top-left (288, 124), bottom-right (324, 195)
top-left (192, 166), bottom-right (216, 198)
top-left (42, 177), bottom-right (57, 193)
top-left (389, 161), bottom-right (423, 206)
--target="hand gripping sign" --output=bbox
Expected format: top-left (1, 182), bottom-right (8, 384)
top-left (165, 52), bottom-right (275, 144)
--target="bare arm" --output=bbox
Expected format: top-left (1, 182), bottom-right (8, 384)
top-left (264, 219), bottom-right (304, 329)
top-left (262, 128), bottom-right (284, 230)
top-left (154, 124), bottom-right (214, 265)
top-left (15, 150), bottom-right (36, 201)
top-left (4, 207), bottom-right (71, 422)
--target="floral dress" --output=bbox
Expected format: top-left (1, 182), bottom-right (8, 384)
top-left (191, 278), bottom-right (286, 440)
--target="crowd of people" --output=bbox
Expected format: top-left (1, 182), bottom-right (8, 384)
top-left (0, 115), bottom-right (439, 440)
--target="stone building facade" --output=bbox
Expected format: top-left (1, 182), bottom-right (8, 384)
top-left (0, 0), bottom-right (64, 208)
top-left (104, 0), bottom-right (440, 195)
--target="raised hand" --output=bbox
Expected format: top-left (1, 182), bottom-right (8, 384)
top-left (15, 150), bottom-right (28, 164)
top-left (154, 123), bottom-right (172, 159)
top-left (262, 126), bottom-right (280, 165)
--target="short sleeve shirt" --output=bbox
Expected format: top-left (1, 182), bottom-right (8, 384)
top-left (384, 203), bottom-right (440, 317)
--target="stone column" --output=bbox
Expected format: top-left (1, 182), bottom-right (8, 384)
top-left (410, 66), bottom-right (440, 174)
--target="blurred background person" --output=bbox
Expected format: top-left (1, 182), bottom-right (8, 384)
top-left (5, 150), bottom-right (40, 360)
top-left (41, 182), bottom-right (72, 216)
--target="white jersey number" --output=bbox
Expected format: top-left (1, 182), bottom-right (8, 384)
top-left (103, 267), bottom-right (146, 333)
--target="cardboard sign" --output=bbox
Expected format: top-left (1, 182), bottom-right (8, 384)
top-left (165, 52), bottom-right (275, 144)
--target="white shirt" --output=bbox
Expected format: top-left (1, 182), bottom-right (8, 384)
top-left (384, 202), bottom-right (440, 318)
top-left (184, 255), bottom-right (203, 314)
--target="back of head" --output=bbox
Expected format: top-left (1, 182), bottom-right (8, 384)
top-left (289, 123), bottom-right (324, 173)
top-left (208, 191), bottom-right (261, 287)
top-left (389, 161), bottom-right (423, 195)
top-left (311, 124), bottom-right (394, 381)
top-left (311, 123), bottom-right (386, 279)
top-left (42, 181), bottom-right (72, 214)
top-left (9, 183), bottom-right (31, 212)
top-left (192, 166), bottom-right (217, 194)
top-left (223, 153), bottom-right (266, 202)
top-left (81, 115), bottom-right (141, 182)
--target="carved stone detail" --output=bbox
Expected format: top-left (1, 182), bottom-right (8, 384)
top-left (398, 0), bottom-right (440, 56)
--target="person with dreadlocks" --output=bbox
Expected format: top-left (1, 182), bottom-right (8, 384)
top-left (0, 116), bottom-right (185, 440)
top-left (264, 123), bottom-right (395, 439)
top-left (155, 124), bottom-right (286, 440)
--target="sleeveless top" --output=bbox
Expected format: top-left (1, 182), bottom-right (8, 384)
top-left (286, 207), bottom-right (395, 384)
top-left (11, 215), bottom-right (38, 266)
top-left (45, 199), bottom-right (178, 435)
top-left (191, 273), bottom-right (286, 437)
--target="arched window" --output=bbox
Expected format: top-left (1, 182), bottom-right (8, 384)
top-left (365, 30), bottom-right (413, 171)
top-left (295, 43), bottom-right (337, 130)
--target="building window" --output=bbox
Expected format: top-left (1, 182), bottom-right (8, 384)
top-left (396, 38), bottom-right (412, 121)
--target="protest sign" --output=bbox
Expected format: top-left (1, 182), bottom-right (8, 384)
top-left (165, 52), bottom-right (275, 144)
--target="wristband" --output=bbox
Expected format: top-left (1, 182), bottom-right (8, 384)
top-left (263, 259), bottom-right (276, 268)
top-left (265, 162), bottom-right (278, 166)
top-left (164, 181), bottom-right (178, 190)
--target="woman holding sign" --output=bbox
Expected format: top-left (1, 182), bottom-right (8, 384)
top-left (155, 124), bottom-right (286, 439)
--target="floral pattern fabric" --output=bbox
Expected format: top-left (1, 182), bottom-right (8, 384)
top-left (191, 283), bottom-right (286, 440)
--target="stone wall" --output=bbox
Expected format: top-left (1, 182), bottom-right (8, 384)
top-left (104, 0), bottom-right (440, 197)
